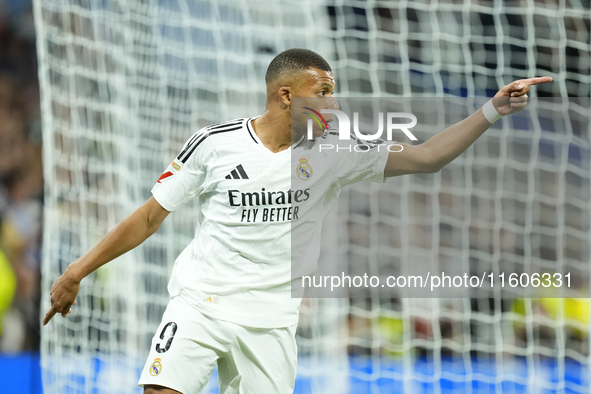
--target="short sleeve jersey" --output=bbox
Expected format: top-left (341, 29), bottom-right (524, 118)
top-left (152, 117), bottom-right (389, 328)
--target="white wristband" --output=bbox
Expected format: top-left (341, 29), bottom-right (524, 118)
top-left (482, 99), bottom-right (502, 124)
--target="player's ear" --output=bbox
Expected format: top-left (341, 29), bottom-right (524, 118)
top-left (278, 86), bottom-right (292, 107)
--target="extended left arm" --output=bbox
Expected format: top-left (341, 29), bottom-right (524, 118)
top-left (384, 77), bottom-right (552, 177)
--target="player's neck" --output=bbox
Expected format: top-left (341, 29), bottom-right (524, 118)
top-left (251, 113), bottom-right (292, 153)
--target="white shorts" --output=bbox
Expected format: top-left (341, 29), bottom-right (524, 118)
top-left (138, 295), bottom-right (297, 394)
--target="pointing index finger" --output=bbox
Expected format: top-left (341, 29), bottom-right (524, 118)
top-left (43, 308), bottom-right (57, 325)
top-left (518, 77), bottom-right (553, 87)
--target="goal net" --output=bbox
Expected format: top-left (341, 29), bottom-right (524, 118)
top-left (35, 0), bottom-right (590, 393)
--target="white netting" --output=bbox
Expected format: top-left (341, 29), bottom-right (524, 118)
top-left (36, 0), bottom-right (590, 393)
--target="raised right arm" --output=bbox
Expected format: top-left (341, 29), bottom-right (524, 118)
top-left (43, 196), bottom-right (170, 325)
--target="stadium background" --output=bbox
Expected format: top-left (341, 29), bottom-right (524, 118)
top-left (0, 0), bottom-right (589, 393)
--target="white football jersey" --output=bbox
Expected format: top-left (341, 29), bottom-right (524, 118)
top-left (152, 117), bottom-right (389, 328)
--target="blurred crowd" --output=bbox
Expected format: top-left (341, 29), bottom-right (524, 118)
top-left (0, 0), bottom-right (42, 353)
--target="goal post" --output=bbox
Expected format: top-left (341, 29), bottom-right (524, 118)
top-left (35, 1), bottom-right (590, 393)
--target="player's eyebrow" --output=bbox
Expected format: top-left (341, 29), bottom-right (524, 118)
top-left (317, 83), bottom-right (334, 90)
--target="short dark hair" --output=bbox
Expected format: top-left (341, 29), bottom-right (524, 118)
top-left (265, 48), bottom-right (331, 84)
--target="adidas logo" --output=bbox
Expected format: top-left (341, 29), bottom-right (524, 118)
top-left (225, 164), bottom-right (249, 180)
top-left (203, 295), bottom-right (220, 304)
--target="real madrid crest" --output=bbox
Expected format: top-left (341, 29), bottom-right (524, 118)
top-left (150, 358), bottom-right (163, 376)
top-left (297, 157), bottom-right (313, 180)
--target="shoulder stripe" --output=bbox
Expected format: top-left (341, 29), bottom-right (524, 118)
top-left (178, 119), bottom-right (245, 159)
top-left (177, 122), bottom-right (245, 162)
top-left (207, 120), bottom-right (243, 131)
top-left (293, 135), bottom-right (306, 149)
top-left (206, 118), bottom-right (244, 130)
top-left (246, 118), bottom-right (258, 144)
top-left (179, 125), bottom-right (243, 163)
top-left (183, 129), bottom-right (206, 153)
